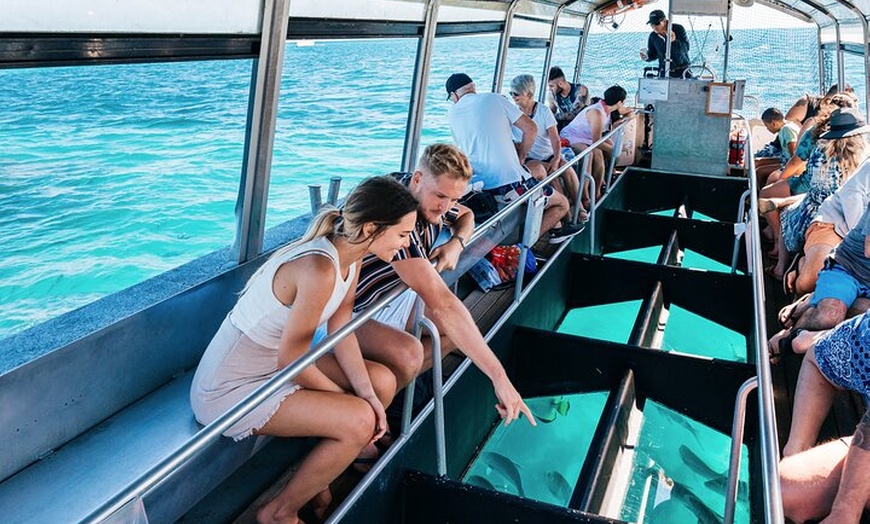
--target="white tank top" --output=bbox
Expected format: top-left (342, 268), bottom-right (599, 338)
top-left (560, 101), bottom-right (611, 146)
top-left (229, 236), bottom-right (355, 349)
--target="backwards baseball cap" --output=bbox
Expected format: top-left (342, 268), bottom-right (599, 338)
top-left (445, 73), bottom-right (473, 97)
top-left (647, 9), bottom-right (666, 25)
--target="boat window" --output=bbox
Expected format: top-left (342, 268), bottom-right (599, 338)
top-left (4, 0), bottom-right (260, 34)
top-left (551, 14), bottom-right (584, 81)
top-left (843, 51), bottom-right (867, 110)
top-left (0, 59), bottom-right (253, 340)
top-left (419, 34), bottom-right (501, 148)
top-left (266, 38), bottom-right (417, 228)
top-left (290, 0), bottom-right (425, 22)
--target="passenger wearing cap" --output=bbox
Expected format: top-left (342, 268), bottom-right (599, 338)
top-left (640, 9), bottom-right (691, 78)
top-left (445, 72), bottom-right (583, 244)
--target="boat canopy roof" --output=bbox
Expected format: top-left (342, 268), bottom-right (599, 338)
top-left (4, 0), bottom-right (869, 33)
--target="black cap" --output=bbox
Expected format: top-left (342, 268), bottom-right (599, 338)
top-left (446, 73), bottom-right (473, 96)
top-left (647, 9), bottom-right (666, 25)
top-left (819, 107), bottom-right (870, 139)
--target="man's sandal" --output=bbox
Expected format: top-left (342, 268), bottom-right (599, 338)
top-left (770, 328), bottom-right (803, 364)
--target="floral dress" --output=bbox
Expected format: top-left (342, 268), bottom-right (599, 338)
top-left (781, 145), bottom-right (843, 253)
top-left (814, 312), bottom-right (870, 397)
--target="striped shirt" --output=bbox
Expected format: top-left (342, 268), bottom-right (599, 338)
top-left (353, 172), bottom-right (460, 312)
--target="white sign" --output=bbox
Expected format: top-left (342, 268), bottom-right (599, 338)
top-left (637, 78), bottom-right (670, 103)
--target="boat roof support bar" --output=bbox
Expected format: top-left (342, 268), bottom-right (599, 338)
top-left (819, 26), bottom-right (826, 94)
top-left (539, 3), bottom-right (569, 104)
top-left (733, 114), bottom-right (786, 524)
top-left (835, 20), bottom-right (846, 90)
top-left (834, 0), bottom-right (870, 122)
top-left (492, 0), bottom-right (521, 93)
top-left (401, 0), bottom-right (442, 173)
top-left (723, 0), bottom-right (733, 81)
top-left (232, 0), bottom-right (292, 263)
top-left (573, 13), bottom-right (593, 84)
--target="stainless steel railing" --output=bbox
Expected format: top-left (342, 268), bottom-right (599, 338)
top-left (723, 114), bottom-right (785, 524)
top-left (84, 113), bottom-right (637, 524)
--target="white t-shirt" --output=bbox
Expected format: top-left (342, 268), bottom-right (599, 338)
top-left (449, 92), bottom-right (528, 189)
top-left (814, 158), bottom-right (870, 237)
top-left (512, 102), bottom-right (558, 161)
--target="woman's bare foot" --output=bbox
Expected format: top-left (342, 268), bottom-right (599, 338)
top-left (256, 505), bottom-right (301, 524)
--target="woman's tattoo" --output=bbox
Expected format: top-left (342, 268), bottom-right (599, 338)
top-left (854, 410), bottom-right (870, 451)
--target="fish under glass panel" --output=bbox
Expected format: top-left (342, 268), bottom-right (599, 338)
top-left (604, 246), bottom-right (661, 264)
top-left (463, 392), bottom-right (609, 507)
top-left (556, 300), bottom-right (643, 343)
top-left (620, 401), bottom-right (750, 524)
top-left (661, 305), bottom-right (747, 362)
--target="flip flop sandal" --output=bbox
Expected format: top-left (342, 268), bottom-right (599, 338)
top-left (770, 328), bottom-right (803, 364)
top-left (782, 251), bottom-right (803, 299)
top-left (778, 294), bottom-right (811, 329)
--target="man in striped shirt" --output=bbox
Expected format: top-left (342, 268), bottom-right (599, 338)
top-left (354, 143), bottom-right (534, 427)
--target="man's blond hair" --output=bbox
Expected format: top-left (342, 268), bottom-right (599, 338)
top-left (418, 143), bottom-right (472, 181)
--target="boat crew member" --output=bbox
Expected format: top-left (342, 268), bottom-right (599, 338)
top-left (190, 177), bottom-right (419, 524)
top-left (639, 9), bottom-right (691, 78)
top-left (547, 66), bottom-right (589, 130)
top-left (446, 72), bottom-right (583, 243)
top-left (353, 143), bottom-right (536, 429)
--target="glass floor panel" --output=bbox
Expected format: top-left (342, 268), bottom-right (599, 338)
top-left (662, 305), bottom-right (747, 362)
top-left (463, 391), bottom-right (609, 507)
top-left (557, 300), bottom-right (643, 344)
top-left (620, 401), bottom-right (750, 524)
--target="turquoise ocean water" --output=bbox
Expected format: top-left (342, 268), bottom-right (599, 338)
top-left (0, 26), bottom-right (848, 339)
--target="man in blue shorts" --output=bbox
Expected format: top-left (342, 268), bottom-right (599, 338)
top-left (770, 204), bottom-right (870, 358)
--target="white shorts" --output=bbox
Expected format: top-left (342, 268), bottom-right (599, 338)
top-left (369, 288), bottom-right (419, 331)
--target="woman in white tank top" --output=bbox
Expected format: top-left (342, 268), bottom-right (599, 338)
top-left (559, 85), bottom-right (629, 204)
top-left (190, 176), bottom-right (418, 524)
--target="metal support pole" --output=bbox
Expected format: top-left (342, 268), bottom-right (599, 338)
top-left (604, 127), bottom-right (624, 192)
top-left (723, 0), bottom-right (733, 82)
top-left (493, 0), bottom-right (521, 93)
top-left (308, 185), bottom-right (322, 214)
top-left (724, 377), bottom-right (758, 524)
top-left (418, 317), bottom-right (447, 477)
top-left (232, 0), bottom-right (292, 263)
top-left (582, 171), bottom-right (596, 252)
top-left (837, 0), bottom-right (870, 123)
top-left (326, 176), bottom-right (341, 206)
top-left (818, 26), bottom-right (825, 94)
top-left (573, 154), bottom-right (592, 224)
top-left (540, 4), bottom-right (567, 104)
top-left (574, 14), bottom-right (594, 84)
top-left (401, 0), bottom-right (441, 172)
top-left (663, 0), bottom-right (673, 78)
top-left (835, 21), bottom-right (845, 90)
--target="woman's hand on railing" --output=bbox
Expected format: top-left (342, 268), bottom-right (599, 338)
top-left (492, 374), bottom-right (536, 427)
top-left (361, 393), bottom-right (389, 442)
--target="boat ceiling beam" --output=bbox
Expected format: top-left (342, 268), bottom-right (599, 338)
top-left (232, 0), bottom-right (292, 263)
top-left (0, 34), bottom-right (260, 69)
top-left (401, 0), bottom-right (441, 172)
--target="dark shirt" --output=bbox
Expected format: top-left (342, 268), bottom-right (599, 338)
top-left (645, 23), bottom-right (691, 77)
top-left (552, 83), bottom-right (588, 125)
top-left (832, 203), bottom-right (870, 285)
top-left (353, 172), bottom-right (460, 312)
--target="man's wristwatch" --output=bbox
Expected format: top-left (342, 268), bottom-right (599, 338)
top-left (451, 234), bottom-right (467, 250)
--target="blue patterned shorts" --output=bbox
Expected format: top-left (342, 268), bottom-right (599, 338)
top-left (814, 313), bottom-right (870, 396)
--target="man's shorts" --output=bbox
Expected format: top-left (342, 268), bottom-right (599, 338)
top-left (369, 288), bottom-right (419, 331)
top-left (811, 259), bottom-right (870, 307)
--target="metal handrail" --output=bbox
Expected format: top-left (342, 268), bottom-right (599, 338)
top-left (85, 111), bottom-right (637, 524)
top-left (731, 188), bottom-right (751, 274)
top-left (724, 377), bottom-right (759, 524)
top-left (732, 114), bottom-right (785, 524)
top-left (419, 316), bottom-right (447, 476)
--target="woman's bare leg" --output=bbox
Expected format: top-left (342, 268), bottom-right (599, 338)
top-left (784, 345), bottom-right (839, 457)
top-left (255, 390), bottom-right (377, 524)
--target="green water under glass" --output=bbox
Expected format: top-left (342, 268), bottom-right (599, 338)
top-left (620, 401), bottom-right (750, 524)
top-left (605, 246), bottom-right (741, 275)
top-left (462, 391), bottom-right (609, 507)
top-left (651, 209), bottom-right (718, 222)
top-left (556, 300), bottom-right (643, 344)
